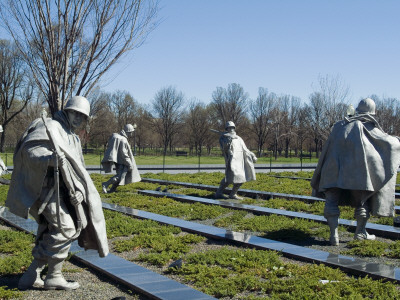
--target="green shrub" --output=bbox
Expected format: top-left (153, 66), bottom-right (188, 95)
top-left (0, 184), bottom-right (9, 206)
top-left (0, 230), bottom-right (35, 275)
top-left (105, 192), bottom-right (228, 221)
top-left (104, 209), bottom-right (180, 238)
top-left (387, 240), bottom-right (400, 258)
top-left (344, 240), bottom-right (387, 257)
top-left (223, 214), bottom-right (334, 241)
top-left (0, 286), bottom-right (24, 299)
top-left (168, 246), bottom-right (400, 299)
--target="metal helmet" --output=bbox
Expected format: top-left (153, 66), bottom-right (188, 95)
top-left (356, 98), bottom-right (376, 115)
top-left (124, 124), bottom-right (135, 133)
top-left (346, 104), bottom-right (355, 117)
top-left (64, 96), bottom-right (90, 117)
top-left (225, 121), bottom-right (236, 130)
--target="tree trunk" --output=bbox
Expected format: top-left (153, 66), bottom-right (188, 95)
top-left (285, 138), bottom-right (290, 158)
top-left (0, 131), bottom-right (4, 153)
top-left (314, 140), bottom-right (319, 158)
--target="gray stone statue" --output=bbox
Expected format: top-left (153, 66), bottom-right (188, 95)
top-left (6, 96), bottom-right (109, 290)
top-left (101, 124), bottom-right (141, 193)
top-left (0, 125), bottom-right (7, 175)
top-left (311, 98), bottom-right (400, 245)
top-left (214, 121), bottom-right (257, 199)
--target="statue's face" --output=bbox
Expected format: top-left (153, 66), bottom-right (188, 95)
top-left (126, 131), bottom-right (134, 138)
top-left (67, 110), bottom-right (86, 130)
top-left (227, 127), bottom-right (235, 133)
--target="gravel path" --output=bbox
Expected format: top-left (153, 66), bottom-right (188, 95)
top-left (0, 260), bottom-right (149, 300)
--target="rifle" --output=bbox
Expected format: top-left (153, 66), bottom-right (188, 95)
top-left (210, 129), bottom-right (224, 135)
top-left (41, 110), bottom-right (87, 240)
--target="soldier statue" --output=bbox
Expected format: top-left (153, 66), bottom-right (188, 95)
top-left (214, 121), bottom-right (257, 199)
top-left (7, 96), bottom-right (109, 290)
top-left (101, 124), bottom-right (141, 193)
top-left (311, 98), bottom-right (400, 245)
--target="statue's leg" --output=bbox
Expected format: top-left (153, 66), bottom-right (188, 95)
top-left (108, 164), bottom-right (127, 193)
top-left (102, 175), bottom-right (118, 193)
top-left (324, 188), bottom-right (341, 246)
top-left (18, 257), bottom-right (46, 290)
top-left (108, 179), bottom-right (120, 193)
top-left (44, 258), bottom-right (79, 290)
top-left (229, 183), bottom-right (243, 200)
top-left (215, 178), bottom-right (229, 199)
top-left (35, 194), bottom-right (80, 290)
top-left (18, 196), bottom-right (49, 290)
top-left (353, 191), bottom-right (375, 240)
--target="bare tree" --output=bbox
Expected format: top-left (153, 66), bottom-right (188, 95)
top-left (0, 40), bottom-right (34, 151)
top-left (185, 100), bottom-right (212, 156)
top-left (210, 83), bottom-right (248, 128)
top-left (133, 105), bottom-right (153, 155)
top-left (151, 86), bottom-right (185, 155)
top-left (0, 0), bottom-right (159, 116)
top-left (371, 94), bottom-right (400, 136)
top-left (304, 92), bottom-right (328, 158)
top-left (313, 74), bottom-right (350, 134)
top-left (268, 95), bottom-right (290, 160)
top-left (295, 106), bottom-right (309, 157)
top-left (249, 88), bottom-right (275, 157)
top-left (86, 89), bottom-right (116, 149)
top-left (280, 95), bottom-right (301, 158)
top-left (108, 90), bottom-right (140, 129)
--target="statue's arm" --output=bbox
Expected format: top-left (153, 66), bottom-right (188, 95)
top-left (240, 137), bottom-right (257, 162)
top-left (120, 141), bottom-right (134, 169)
top-left (25, 141), bottom-right (53, 165)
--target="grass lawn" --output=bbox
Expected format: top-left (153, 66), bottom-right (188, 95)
top-left (86, 154), bottom-right (318, 166)
top-left (0, 152), bottom-right (319, 167)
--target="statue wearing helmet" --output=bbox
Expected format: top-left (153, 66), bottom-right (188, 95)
top-left (311, 98), bottom-right (400, 246)
top-left (64, 95), bottom-right (90, 117)
top-left (6, 96), bottom-right (109, 291)
top-left (213, 121), bottom-right (257, 199)
top-left (356, 97), bottom-right (376, 115)
top-left (101, 124), bottom-right (141, 193)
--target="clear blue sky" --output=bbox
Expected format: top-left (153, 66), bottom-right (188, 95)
top-left (103, 0), bottom-right (400, 107)
top-left (1, 1), bottom-right (398, 107)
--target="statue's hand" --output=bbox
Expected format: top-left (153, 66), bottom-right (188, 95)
top-left (70, 191), bottom-right (84, 206)
top-left (47, 151), bottom-right (66, 168)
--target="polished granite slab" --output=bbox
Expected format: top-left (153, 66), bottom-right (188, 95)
top-left (142, 177), bottom-right (400, 204)
top-left (139, 190), bottom-right (400, 239)
top-left (0, 207), bottom-right (215, 300)
top-left (141, 177), bottom-right (326, 202)
top-left (268, 175), bottom-right (311, 181)
top-left (101, 202), bottom-right (400, 283)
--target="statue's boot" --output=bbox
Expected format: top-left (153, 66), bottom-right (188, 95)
top-left (18, 258), bottom-right (46, 290)
top-left (229, 184), bottom-right (243, 200)
top-left (326, 216), bottom-right (339, 246)
top-left (108, 182), bottom-right (119, 193)
top-left (102, 180), bottom-right (111, 193)
top-left (44, 259), bottom-right (79, 290)
top-left (103, 176), bottom-right (119, 193)
top-left (354, 216), bottom-right (376, 241)
top-left (215, 181), bottom-right (229, 199)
